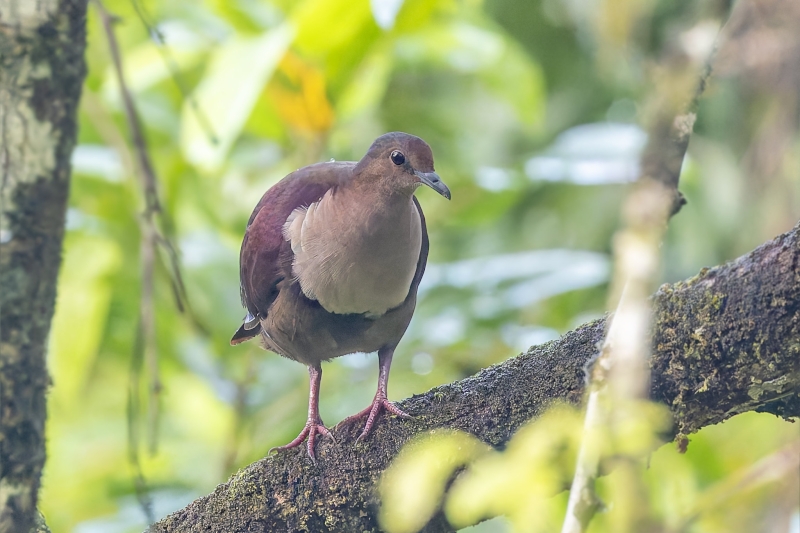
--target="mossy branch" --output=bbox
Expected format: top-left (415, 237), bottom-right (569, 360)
top-left (151, 220), bottom-right (800, 533)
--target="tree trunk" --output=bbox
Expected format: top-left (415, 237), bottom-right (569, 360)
top-left (151, 220), bottom-right (800, 533)
top-left (0, 2), bottom-right (88, 532)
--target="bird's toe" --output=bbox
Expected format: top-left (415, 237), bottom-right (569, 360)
top-left (269, 418), bottom-right (333, 462)
top-left (338, 397), bottom-right (411, 443)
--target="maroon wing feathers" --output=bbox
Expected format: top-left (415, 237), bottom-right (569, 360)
top-left (231, 163), bottom-right (354, 345)
top-left (409, 196), bottom-right (429, 295)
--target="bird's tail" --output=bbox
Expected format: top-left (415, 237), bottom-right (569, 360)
top-left (230, 312), bottom-right (262, 345)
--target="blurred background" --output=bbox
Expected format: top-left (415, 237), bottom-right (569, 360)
top-left (41, 0), bottom-right (799, 531)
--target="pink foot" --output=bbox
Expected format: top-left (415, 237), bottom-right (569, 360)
top-left (269, 417), bottom-right (334, 462)
top-left (340, 396), bottom-right (411, 442)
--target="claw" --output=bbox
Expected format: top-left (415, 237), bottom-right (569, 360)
top-left (339, 396), bottom-right (411, 442)
top-left (269, 418), bottom-right (334, 462)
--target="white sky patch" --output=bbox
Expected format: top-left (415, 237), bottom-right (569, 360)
top-left (370, 0), bottom-right (405, 30)
top-left (501, 324), bottom-right (560, 352)
top-left (475, 166), bottom-right (515, 192)
top-left (423, 308), bottom-right (466, 347)
top-left (411, 352), bottom-right (434, 375)
top-left (338, 352), bottom-right (373, 369)
top-left (71, 145), bottom-right (124, 182)
top-left (420, 249), bottom-right (610, 320)
top-left (525, 122), bottom-right (647, 184)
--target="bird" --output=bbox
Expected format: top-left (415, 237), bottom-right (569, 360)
top-left (231, 132), bottom-right (450, 460)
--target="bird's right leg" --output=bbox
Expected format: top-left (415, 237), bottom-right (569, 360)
top-left (338, 345), bottom-right (410, 441)
top-left (269, 364), bottom-right (333, 462)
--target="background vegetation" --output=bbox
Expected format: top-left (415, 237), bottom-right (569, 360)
top-left (40, 0), bottom-right (798, 531)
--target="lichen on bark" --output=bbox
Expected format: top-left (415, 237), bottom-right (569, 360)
top-left (0, 1), bottom-right (88, 532)
top-left (651, 225), bottom-right (800, 436)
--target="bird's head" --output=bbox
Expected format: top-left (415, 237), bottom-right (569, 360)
top-left (353, 132), bottom-right (451, 200)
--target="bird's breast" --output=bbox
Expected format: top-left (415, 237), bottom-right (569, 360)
top-left (282, 190), bottom-right (422, 316)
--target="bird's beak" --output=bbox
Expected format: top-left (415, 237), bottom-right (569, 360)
top-left (415, 171), bottom-right (451, 200)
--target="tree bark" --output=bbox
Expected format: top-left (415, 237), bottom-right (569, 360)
top-left (150, 219), bottom-right (800, 533)
top-left (0, 2), bottom-right (87, 532)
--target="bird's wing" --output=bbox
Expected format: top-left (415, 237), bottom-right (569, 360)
top-left (409, 195), bottom-right (430, 295)
top-left (231, 162), bottom-right (355, 345)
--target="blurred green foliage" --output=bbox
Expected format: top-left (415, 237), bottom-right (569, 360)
top-left (383, 402), bottom-right (800, 533)
top-left (40, 0), bottom-right (799, 531)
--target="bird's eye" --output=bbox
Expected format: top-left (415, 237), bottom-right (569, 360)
top-left (390, 150), bottom-right (405, 165)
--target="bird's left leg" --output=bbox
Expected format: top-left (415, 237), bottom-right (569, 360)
top-left (339, 345), bottom-right (410, 441)
top-left (269, 363), bottom-right (333, 461)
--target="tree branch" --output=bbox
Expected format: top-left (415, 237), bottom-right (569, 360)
top-left (150, 218), bottom-right (800, 533)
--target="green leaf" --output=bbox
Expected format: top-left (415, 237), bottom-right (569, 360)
top-left (380, 430), bottom-right (490, 533)
top-left (180, 24), bottom-right (294, 170)
top-left (48, 234), bottom-right (122, 408)
top-left (101, 31), bottom-right (209, 103)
